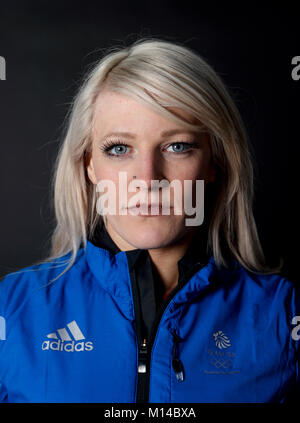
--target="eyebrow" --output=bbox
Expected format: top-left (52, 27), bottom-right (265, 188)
top-left (100, 129), bottom-right (200, 141)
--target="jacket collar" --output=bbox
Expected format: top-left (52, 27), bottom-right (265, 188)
top-left (85, 240), bottom-right (136, 320)
top-left (85, 222), bottom-right (240, 314)
top-left (85, 238), bottom-right (221, 313)
top-left (88, 221), bottom-right (212, 277)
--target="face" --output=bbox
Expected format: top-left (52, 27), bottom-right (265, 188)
top-left (86, 89), bottom-right (216, 251)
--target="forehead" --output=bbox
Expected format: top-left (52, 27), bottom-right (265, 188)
top-left (92, 89), bottom-right (200, 136)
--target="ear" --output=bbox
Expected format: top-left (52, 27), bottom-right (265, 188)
top-left (85, 151), bottom-right (97, 185)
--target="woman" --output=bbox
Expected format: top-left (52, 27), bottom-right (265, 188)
top-left (0, 38), bottom-right (299, 403)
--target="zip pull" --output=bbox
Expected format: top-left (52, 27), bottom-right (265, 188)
top-left (138, 338), bottom-right (147, 374)
top-left (171, 329), bottom-right (185, 382)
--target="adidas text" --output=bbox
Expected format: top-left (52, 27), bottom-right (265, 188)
top-left (42, 339), bottom-right (94, 352)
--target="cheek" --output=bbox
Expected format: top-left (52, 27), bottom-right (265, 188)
top-left (93, 161), bottom-right (119, 183)
top-left (172, 157), bottom-right (211, 182)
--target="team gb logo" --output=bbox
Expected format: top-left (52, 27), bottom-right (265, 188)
top-left (213, 330), bottom-right (231, 349)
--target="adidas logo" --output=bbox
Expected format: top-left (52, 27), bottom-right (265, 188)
top-left (41, 320), bottom-right (94, 352)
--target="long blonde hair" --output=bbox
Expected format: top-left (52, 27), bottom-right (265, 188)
top-left (7, 37), bottom-right (284, 282)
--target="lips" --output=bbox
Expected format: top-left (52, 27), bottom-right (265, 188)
top-left (127, 203), bottom-right (173, 215)
top-left (128, 203), bottom-right (172, 209)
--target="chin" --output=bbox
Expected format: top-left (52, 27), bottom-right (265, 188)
top-left (117, 217), bottom-right (182, 250)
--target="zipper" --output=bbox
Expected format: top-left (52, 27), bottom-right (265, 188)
top-left (171, 329), bottom-right (185, 382)
top-left (138, 338), bottom-right (148, 374)
top-left (128, 255), bottom-right (151, 403)
top-left (128, 254), bottom-right (206, 403)
top-left (137, 337), bottom-right (149, 403)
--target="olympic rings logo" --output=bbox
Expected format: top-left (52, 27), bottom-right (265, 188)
top-left (209, 358), bottom-right (233, 369)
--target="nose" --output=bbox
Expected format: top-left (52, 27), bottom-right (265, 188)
top-left (132, 150), bottom-right (166, 189)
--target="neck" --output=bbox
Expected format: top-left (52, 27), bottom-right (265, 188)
top-left (105, 221), bottom-right (197, 294)
top-left (146, 229), bottom-right (197, 294)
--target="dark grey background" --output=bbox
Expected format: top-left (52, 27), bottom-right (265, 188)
top-left (0, 1), bottom-right (298, 284)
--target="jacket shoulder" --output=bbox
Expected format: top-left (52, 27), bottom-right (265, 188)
top-left (217, 258), bottom-right (300, 310)
top-left (0, 248), bottom-right (86, 318)
top-left (237, 266), bottom-right (300, 322)
top-left (239, 266), bottom-right (298, 294)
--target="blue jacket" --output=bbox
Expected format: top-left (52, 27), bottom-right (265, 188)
top-left (0, 238), bottom-right (299, 403)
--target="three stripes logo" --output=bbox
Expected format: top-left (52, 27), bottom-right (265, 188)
top-left (42, 320), bottom-right (93, 352)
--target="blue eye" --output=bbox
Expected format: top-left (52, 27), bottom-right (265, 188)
top-left (100, 141), bottom-right (130, 156)
top-left (110, 145), bottom-right (128, 155)
top-left (166, 142), bottom-right (198, 153)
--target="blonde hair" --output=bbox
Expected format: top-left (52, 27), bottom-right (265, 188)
top-left (6, 37), bottom-right (284, 282)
